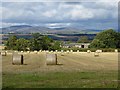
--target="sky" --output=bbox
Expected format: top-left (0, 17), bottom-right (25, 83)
top-left (0, 0), bottom-right (119, 30)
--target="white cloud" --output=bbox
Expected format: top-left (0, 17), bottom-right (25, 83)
top-left (0, 22), bottom-right (30, 28)
top-left (0, 1), bottom-right (118, 29)
top-left (1, 0), bottom-right (120, 2)
top-left (68, 5), bottom-right (94, 20)
top-left (43, 10), bottom-right (57, 17)
top-left (45, 23), bottom-right (71, 29)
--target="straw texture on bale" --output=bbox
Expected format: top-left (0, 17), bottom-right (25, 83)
top-left (46, 54), bottom-right (57, 65)
top-left (94, 52), bottom-right (99, 57)
top-left (12, 53), bottom-right (24, 65)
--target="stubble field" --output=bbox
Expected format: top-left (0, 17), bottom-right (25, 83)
top-left (2, 52), bottom-right (118, 88)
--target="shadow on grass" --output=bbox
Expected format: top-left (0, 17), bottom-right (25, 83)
top-left (46, 63), bottom-right (63, 66)
top-left (12, 64), bottom-right (28, 65)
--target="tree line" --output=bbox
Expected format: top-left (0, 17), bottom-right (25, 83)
top-left (5, 33), bottom-right (61, 51)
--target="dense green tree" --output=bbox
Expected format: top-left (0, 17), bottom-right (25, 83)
top-left (49, 41), bottom-right (61, 50)
top-left (77, 36), bottom-right (89, 43)
top-left (90, 29), bottom-right (118, 48)
top-left (5, 33), bottom-right (61, 51)
top-left (41, 36), bottom-right (53, 50)
top-left (5, 35), bottom-right (17, 50)
top-left (29, 33), bottom-right (43, 51)
top-left (29, 33), bottom-right (56, 51)
top-left (116, 32), bottom-right (120, 48)
top-left (16, 38), bottom-right (29, 51)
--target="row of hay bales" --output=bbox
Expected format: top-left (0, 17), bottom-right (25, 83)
top-left (1, 49), bottom-right (118, 55)
top-left (0, 49), bottom-right (118, 56)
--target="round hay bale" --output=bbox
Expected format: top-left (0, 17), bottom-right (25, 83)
top-left (12, 53), bottom-right (24, 65)
top-left (14, 51), bottom-right (18, 53)
top-left (34, 51), bottom-right (38, 54)
top-left (46, 50), bottom-right (49, 53)
top-left (87, 50), bottom-right (91, 53)
top-left (1, 51), bottom-right (7, 56)
top-left (66, 50), bottom-right (69, 54)
top-left (77, 50), bottom-right (79, 52)
top-left (96, 50), bottom-right (102, 53)
top-left (46, 54), bottom-right (57, 65)
top-left (39, 50), bottom-right (42, 52)
top-left (94, 52), bottom-right (99, 57)
top-left (21, 51), bottom-right (23, 53)
top-left (27, 51), bottom-right (30, 53)
top-left (70, 50), bottom-right (73, 53)
top-left (50, 51), bottom-right (53, 53)
top-left (61, 50), bottom-right (64, 53)
top-left (115, 49), bottom-right (118, 52)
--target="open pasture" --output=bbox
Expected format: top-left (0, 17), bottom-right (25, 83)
top-left (2, 52), bottom-right (118, 88)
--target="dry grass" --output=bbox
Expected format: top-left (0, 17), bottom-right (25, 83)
top-left (2, 52), bottom-right (118, 88)
top-left (2, 52), bottom-right (118, 73)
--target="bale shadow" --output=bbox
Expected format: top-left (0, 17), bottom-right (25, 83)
top-left (12, 64), bottom-right (28, 65)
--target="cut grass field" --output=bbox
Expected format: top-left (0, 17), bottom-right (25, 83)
top-left (2, 52), bottom-right (118, 88)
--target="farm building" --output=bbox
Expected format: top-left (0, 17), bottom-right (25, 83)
top-left (62, 43), bottom-right (90, 48)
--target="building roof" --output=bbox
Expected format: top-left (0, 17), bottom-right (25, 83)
top-left (63, 43), bottom-right (90, 46)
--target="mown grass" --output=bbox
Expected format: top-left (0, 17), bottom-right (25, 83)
top-left (2, 71), bottom-right (118, 88)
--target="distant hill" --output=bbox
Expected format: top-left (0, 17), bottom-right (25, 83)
top-left (1, 25), bottom-right (102, 34)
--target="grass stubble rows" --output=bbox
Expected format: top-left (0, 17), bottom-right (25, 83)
top-left (2, 52), bottom-right (118, 88)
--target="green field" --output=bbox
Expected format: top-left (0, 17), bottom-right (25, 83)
top-left (2, 52), bottom-right (118, 88)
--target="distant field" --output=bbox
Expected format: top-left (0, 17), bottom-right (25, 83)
top-left (2, 33), bottom-right (96, 42)
top-left (2, 52), bottom-right (118, 88)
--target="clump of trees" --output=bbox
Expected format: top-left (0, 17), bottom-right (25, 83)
top-left (77, 36), bottom-right (89, 43)
top-left (90, 29), bottom-right (120, 48)
top-left (5, 33), bottom-right (61, 51)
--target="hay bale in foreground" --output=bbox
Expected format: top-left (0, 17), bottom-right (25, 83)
top-left (46, 54), bottom-right (57, 65)
top-left (12, 53), bottom-right (24, 65)
top-left (94, 52), bottom-right (99, 57)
